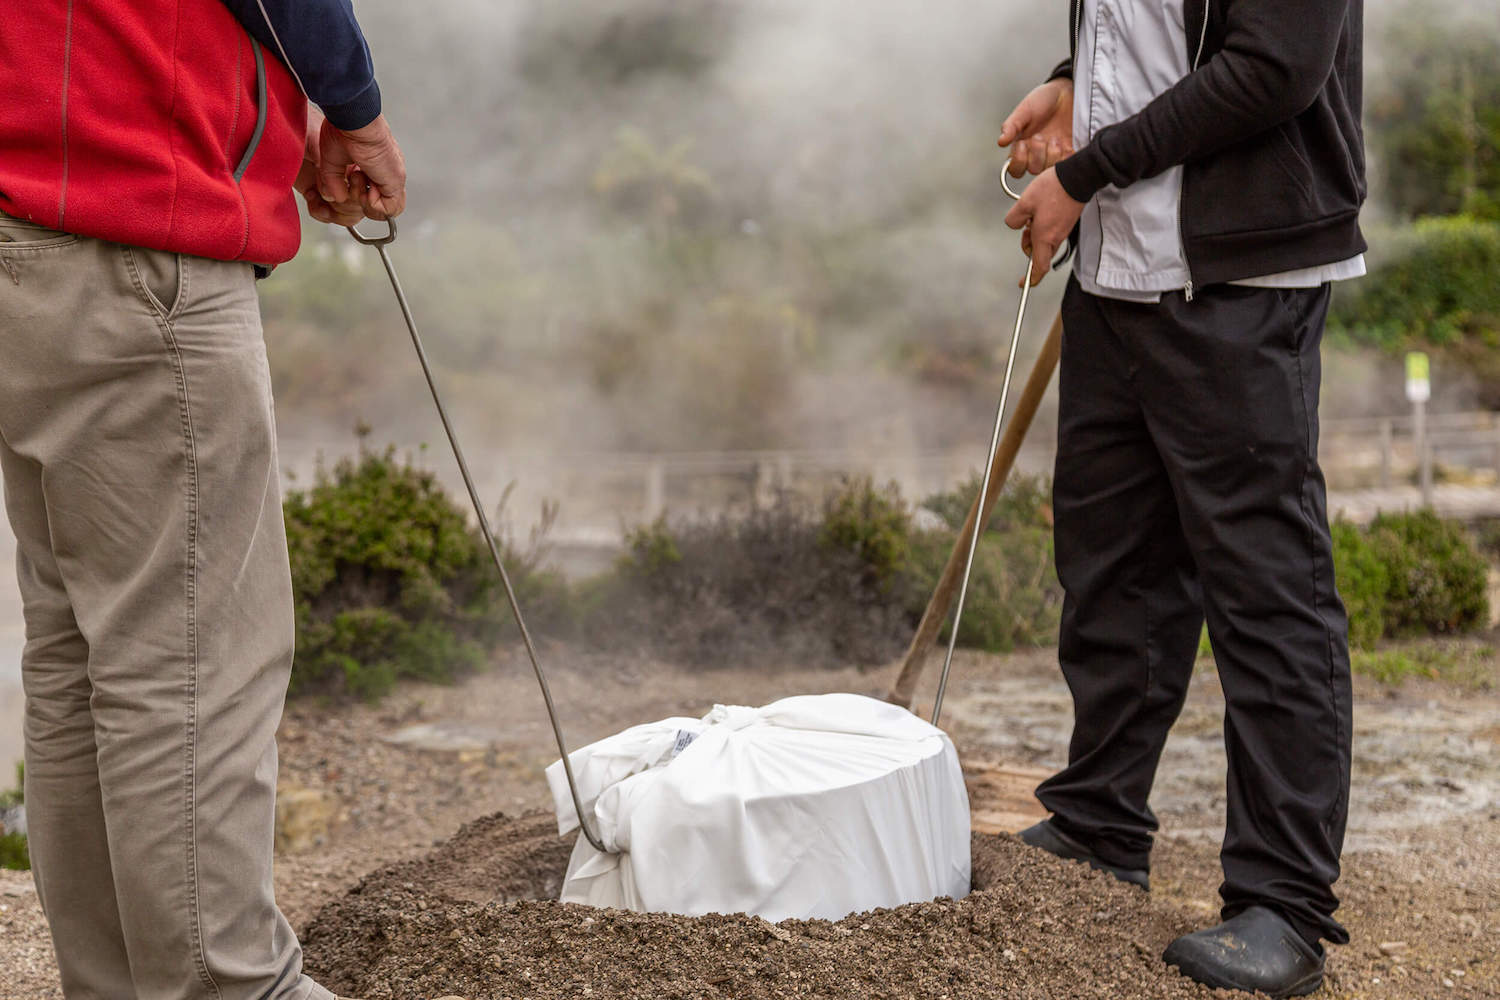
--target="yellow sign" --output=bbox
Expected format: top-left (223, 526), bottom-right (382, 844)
top-left (1406, 352), bottom-right (1429, 382)
top-left (1405, 351), bottom-right (1430, 403)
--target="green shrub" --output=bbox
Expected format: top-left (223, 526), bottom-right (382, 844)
top-left (1332, 519), bottom-right (1391, 651)
top-left (905, 525), bottom-right (1062, 653)
top-left (921, 472), bottom-right (1053, 535)
top-left (588, 480), bottom-right (919, 666)
top-left (819, 478), bottom-right (911, 589)
top-left (1366, 509), bottom-right (1489, 636)
top-left (1332, 511), bottom-right (1487, 646)
top-left (906, 475), bottom-right (1062, 654)
top-left (283, 444), bottom-right (510, 699)
top-left (587, 477), bottom-right (1066, 664)
top-left (0, 832), bottom-right (27, 872)
top-left (619, 518), bottom-right (684, 580)
top-left (1329, 217), bottom-right (1500, 351)
top-left (0, 762), bottom-right (25, 873)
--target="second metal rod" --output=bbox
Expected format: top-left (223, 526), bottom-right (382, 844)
top-left (930, 253), bottom-right (1034, 728)
top-left (357, 224), bottom-right (607, 853)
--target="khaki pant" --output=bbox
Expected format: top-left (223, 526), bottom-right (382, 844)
top-left (0, 214), bottom-right (332, 1000)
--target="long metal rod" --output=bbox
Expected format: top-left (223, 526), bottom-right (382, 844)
top-left (931, 160), bottom-right (1035, 727)
top-left (349, 221), bottom-right (607, 853)
top-left (930, 255), bottom-right (1033, 727)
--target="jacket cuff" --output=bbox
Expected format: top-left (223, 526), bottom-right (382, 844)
top-left (321, 78), bottom-right (382, 131)
top-left (1056, 144), bottom-right (1109, 203)
top-left (1047, 58), bottom-right (1073, 83)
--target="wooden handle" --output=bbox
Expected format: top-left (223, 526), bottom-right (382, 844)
top-left (886, 310), bottom-right (1063, 709)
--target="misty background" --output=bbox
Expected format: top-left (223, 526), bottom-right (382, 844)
top-left (3, 0), bottom-right (1499, 766)
top-left (270, 0), bottom-right (1066, 456)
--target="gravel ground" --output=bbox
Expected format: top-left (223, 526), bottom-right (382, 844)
top-left (0, 871), bottom-right (53, 998)
top-left (299, 809), bottom-right (1498, 999)
top-left (302, 814), bottom-right (1237, 1000)
top-left (2, 641), bottom-right (1497, 998)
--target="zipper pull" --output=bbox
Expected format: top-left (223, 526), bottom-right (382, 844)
top-left (1184, 280), bottom-right (1195, 302)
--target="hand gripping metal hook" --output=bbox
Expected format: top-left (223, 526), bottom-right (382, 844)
top-left (930, 159), bottom-right (1035, 728)
top-left (346, 219), bottom-right (608, 853)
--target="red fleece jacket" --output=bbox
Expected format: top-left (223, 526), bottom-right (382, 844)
top-left (0, 0), bottom-right (307, 266)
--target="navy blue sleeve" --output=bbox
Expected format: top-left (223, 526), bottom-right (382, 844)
top-left (219, 0), bottom-right (382, 130)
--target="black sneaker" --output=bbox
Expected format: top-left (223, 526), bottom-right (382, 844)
top-left (1018, 819), bottom-right (1150, 890)
top-left (1163, 906), bottom-right (1325, 998)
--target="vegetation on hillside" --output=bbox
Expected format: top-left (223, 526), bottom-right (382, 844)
top-left (283, 449), bottom-right (1491, 699)
top-left (1330, 2), bottom-right (1500, 399)
top-left (1368, 3), bottom-right (1500, 224)
top-left (261, 3), bottom-right (1500, 699)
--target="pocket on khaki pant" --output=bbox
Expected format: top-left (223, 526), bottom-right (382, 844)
top-left (122, 246), bottom-right (184, 320)
top-left (0, 214), bottom-right (78, 252)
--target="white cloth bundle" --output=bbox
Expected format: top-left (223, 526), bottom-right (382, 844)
top-left (546, 692), bottom-right (971, 921)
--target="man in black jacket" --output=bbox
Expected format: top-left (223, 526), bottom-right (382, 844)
top-left (999, 1), bottom-right (1362, 996)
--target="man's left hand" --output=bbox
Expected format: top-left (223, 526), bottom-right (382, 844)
top-left (296, 108), bottom-right (365, 227)
top-left (1004, 167), bottom-right (1084, 286)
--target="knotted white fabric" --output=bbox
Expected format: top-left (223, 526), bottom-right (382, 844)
top-left (546, 693), bottom-right (971, 920)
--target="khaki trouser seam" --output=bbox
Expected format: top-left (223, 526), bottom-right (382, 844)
top-left (127, 248), bottom-right (224, 1000)
top-left (121, 245), bottom-right (190, 323)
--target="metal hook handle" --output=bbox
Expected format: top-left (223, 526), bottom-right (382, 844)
top-left (347, 218), bottom-right (397, 246)
top-left (999, 155), bottom-right (1065, 268)
top-left (999, 156), bottom-right (1028, 201)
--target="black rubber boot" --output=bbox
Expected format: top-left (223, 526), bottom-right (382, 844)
top-left (1163, 906), bottom-right (1325, 997)
top-left (1018, 819), bottom-right (1150, 890)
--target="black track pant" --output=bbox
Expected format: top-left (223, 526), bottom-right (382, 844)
top-left (1037, 275), bottom-right (1354, 948)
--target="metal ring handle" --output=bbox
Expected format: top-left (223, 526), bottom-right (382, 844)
top-left (347, 218), bottom-right (397, 246)
top-left (998, 156), bottom-right (1067, 269)
top-left (999, 157), bottom-right (1027, 201)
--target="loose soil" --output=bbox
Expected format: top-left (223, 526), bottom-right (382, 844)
top-left (2, 642), bottom-right (1497, 998)
top-left (299, 809), bottom-right (1498, 1000)
top-left (302, 813), bottom-right (1227, 1000)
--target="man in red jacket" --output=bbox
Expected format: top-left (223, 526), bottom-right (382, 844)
top-left (0, 2), bottom-right (414, 997)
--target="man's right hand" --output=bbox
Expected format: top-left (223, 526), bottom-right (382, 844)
top-left (317, 113), bottom-right (408, 222)
top-left (998, 78), bottom-right (1075, 178)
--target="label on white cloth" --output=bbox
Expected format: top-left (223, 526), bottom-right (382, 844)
top-left (546, 693), bottom-right (972, 922)
top-left (670, 729), bottom-right (698, 758)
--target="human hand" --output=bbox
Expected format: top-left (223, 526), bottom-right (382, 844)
top-left (317, 113), bottom-right (407, 222)
top-left (998, 78), bottom-right (1074, 179)
top-left (296, 108), bottom-right (366, 226)
top-left (1004, 167), bottom-right (1084, 286)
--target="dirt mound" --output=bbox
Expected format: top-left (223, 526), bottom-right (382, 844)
top-left (301, 811), bottom-right (1244, 999)
top-left (320, 811), bottom-right (574, 912)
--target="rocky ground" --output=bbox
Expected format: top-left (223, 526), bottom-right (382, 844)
top-left (1, 642), bottom-right (1496, 998)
